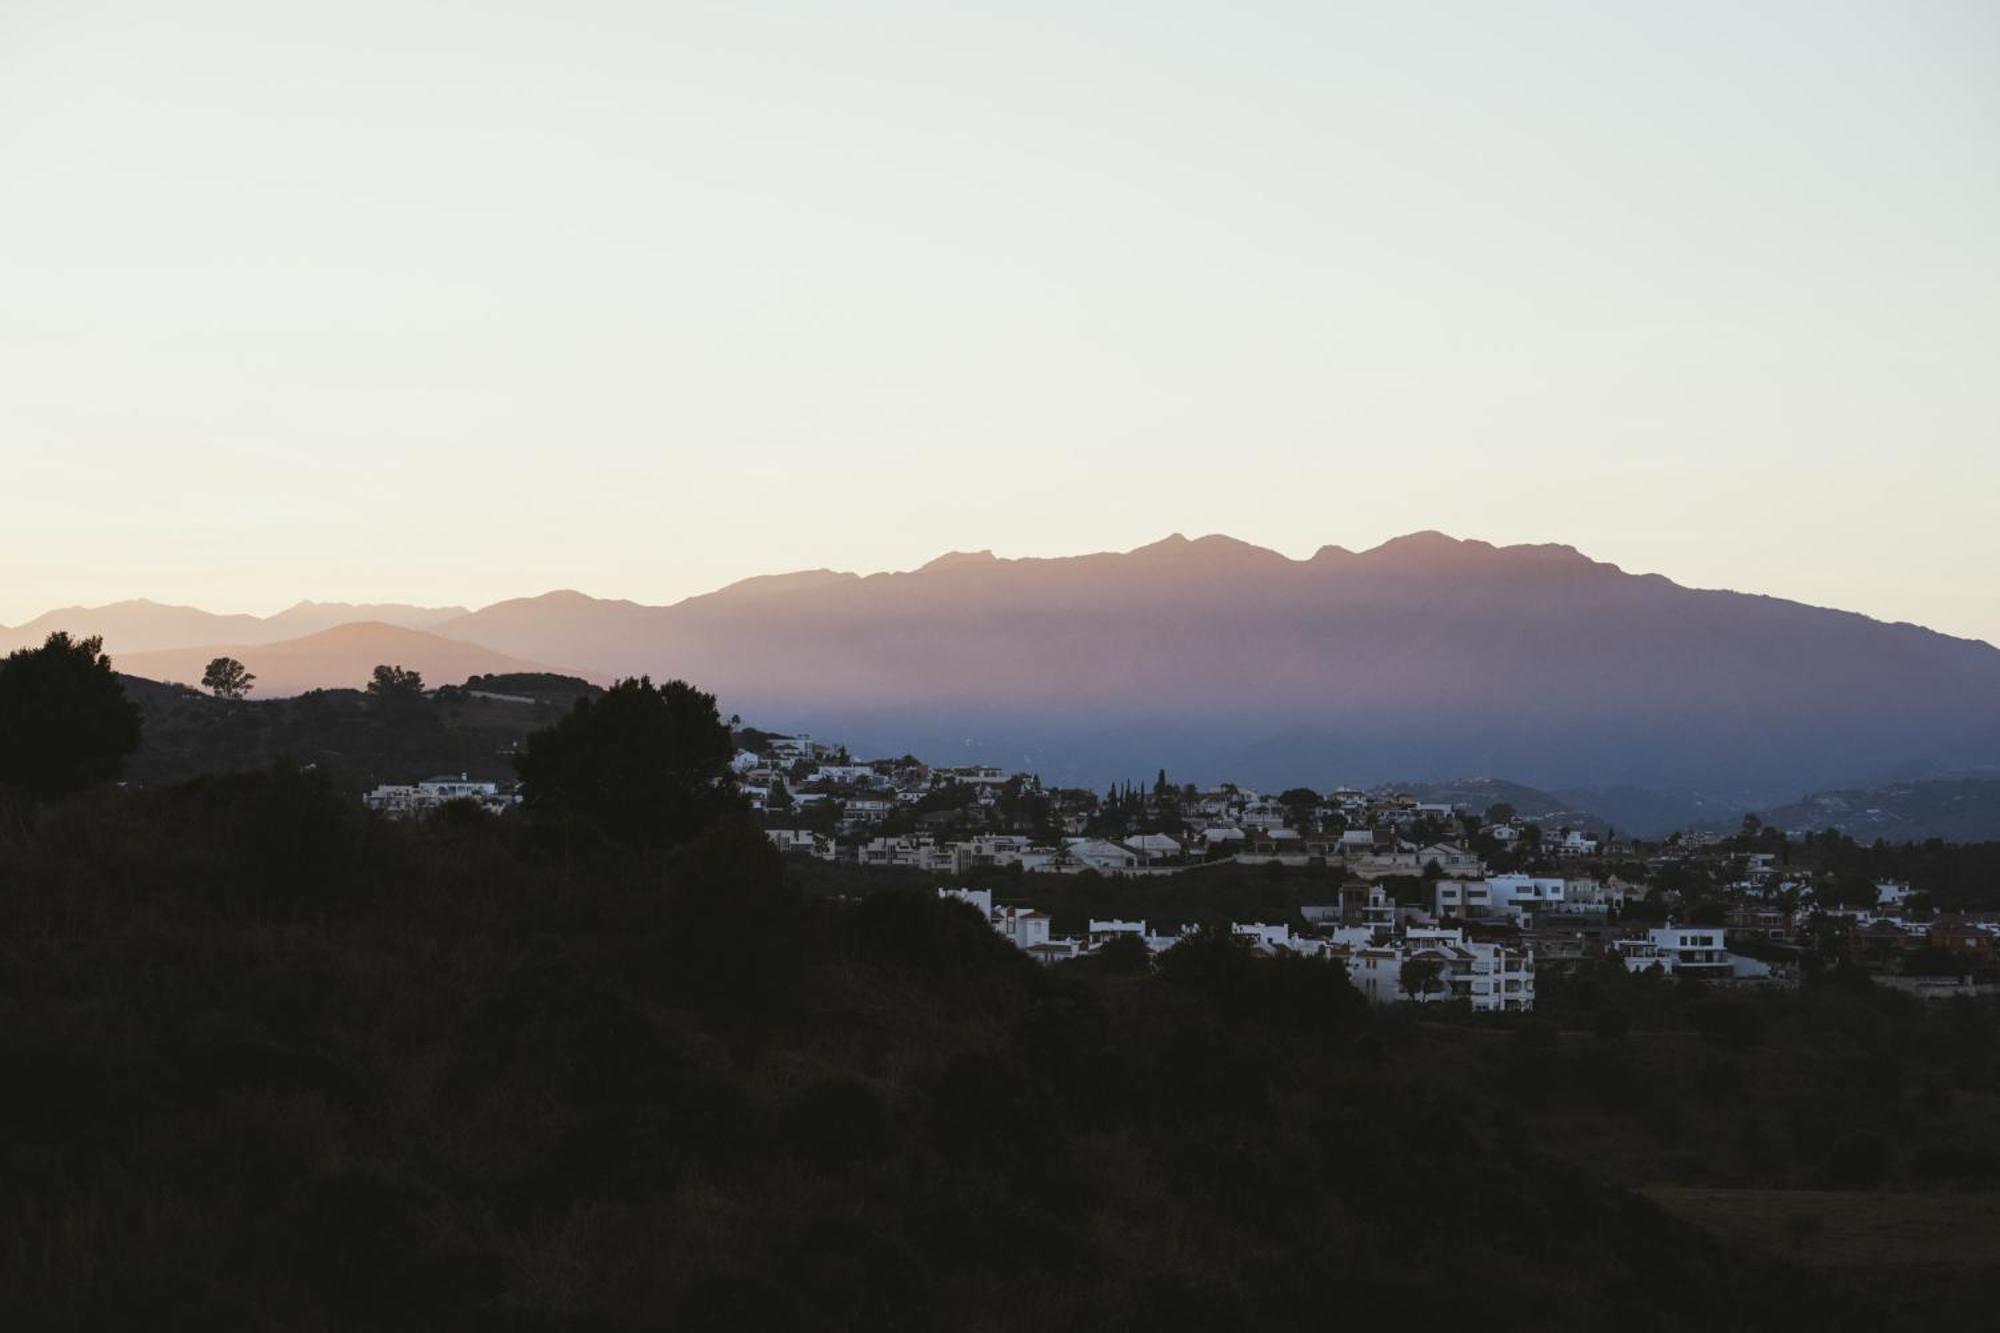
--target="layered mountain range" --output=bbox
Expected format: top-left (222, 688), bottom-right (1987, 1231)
top-left (10, 532), bottom-right (1999, 807)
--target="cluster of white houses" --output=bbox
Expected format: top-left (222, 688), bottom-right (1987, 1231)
top-left (361, 728), bottom-right (1999, 991)
top-left (939, 885), bottom-right (1546, 1011)
top-left (938, 881), bottom-right (1774, 1011)
top-left (363, 774), bottom-right (519, 818)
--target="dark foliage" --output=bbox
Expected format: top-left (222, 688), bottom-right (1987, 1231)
top-left (1, 774), bottom-right (1994, 1327)
top-left (515, 676), bottom-right (738, 852)
top-left (0, 632), bottom-right (143, 803)
top-left (117, 674), bottom-right (589, 795)
top-left (367, 664), bottom-right (426, 698)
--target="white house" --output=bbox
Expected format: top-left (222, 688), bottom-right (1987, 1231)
top-left (1415, 843), bottom-right (1484, 877)
top-left (1344, 927), bottom-right (1536, 1012)
top-left (363, 774), bottom-right (515, 818)
top-left (1435, 879), bottom-right (1495, 918)
top-left (993, 906), bottom-right (1053, 951)
top-left (1231, 922), bottom-right (1293, 951)
top-left (1875, 881), bottom-right (1913, 909)
top-left (1554, 830), bottom-right (1600, 858)
top-left (1613, 924), bottom-right (1732, 977)
top-left (766, 828), bottom-right (830, 858)
top-left (1125, 833), bottom-right (1184, 863)
top-left (1064, 838), bottom-right (1140, 872)
top-left (939, 886), bottom-right (994, 917)
top-left (1484, 874), bottom-right (1567, 920)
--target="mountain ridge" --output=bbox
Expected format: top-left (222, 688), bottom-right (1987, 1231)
top-left (13, 533), bottom-right (1999, 803)
top-left (111, 622), bottom-right (595, 698)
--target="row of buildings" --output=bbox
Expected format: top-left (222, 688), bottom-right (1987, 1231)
top-left (939, 886), bottom-right (1541, 1013)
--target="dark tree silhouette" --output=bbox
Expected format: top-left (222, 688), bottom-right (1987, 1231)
top-left (1400, 956), bottom-right (1445, 1003)
top-left (367, 664), bottom-right (425, 698)
top-left (201, 656), bottom-right (256, 700)
top-left (514, 675), bottom-right (738, 850)
top-left (0, 632), bottom-right (143, 802)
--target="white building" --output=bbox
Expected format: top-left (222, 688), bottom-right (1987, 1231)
top-left (1344, 927), bottom-right (1536, 1012)
top-left (1063, 838), bottom-right (1139, 872)
top-left (1613, 924), bottom-right (1732, 977)
top-left (1125, 833), bottom-right (1184, 863)
top-left (1554, 830), bottom-right (1600, 857)
top-left (1483, 874), bottom-right (1568, 920)
top-left (363, 774), bottom-right (516, 818)
top-left (767, 828), bottom-right (831, 858)
top-left (1415, 843), bottom-right (1484, 877)
top-left (940, 888), bottom-right (1080, 965)
top-left (1231, 922), bottom-right (1293, 952)
top-left (939, 887), bottom-right (994, 917)
top-left (1435, 879), bottom-right (1494, 918)
top-left (1875, 881), bottom-right (1913, 909)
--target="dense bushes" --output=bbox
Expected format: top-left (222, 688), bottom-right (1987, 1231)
top-left (0, 774), bottom-right (1990, 1329)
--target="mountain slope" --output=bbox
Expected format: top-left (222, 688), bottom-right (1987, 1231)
top-left (21, 533), bottom-right (2000, 799)
top-left (1759, 779), bottom-right (2000, 843)
top-left (2, 599), bottom-right (470, 655)
top-left (112, 623), bottom-right (592, 698)
top-left (0, 600), bottom-right (268, 655)
top-left (397, 532), bottom-right (2000, 798)
top-left (257, 601), bottom-right (469, 638)
top-left (1376, 778), bottom-right (1610, 832)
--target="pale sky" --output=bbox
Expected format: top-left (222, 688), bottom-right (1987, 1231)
top-left (3, 2), bottom-right (1996, 642)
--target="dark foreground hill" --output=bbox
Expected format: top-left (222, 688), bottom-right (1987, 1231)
top-left (3, 776), bottom-right (1996, 1329)
top-left (114, 622), bottom-right (587, 699)
top-left (432, 533), bottom-right (2000, 802)
top-left (116, 672), bottom-right (602, 793)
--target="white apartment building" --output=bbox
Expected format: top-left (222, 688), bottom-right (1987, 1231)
top-left (1344, 927), bottom-right (1536, 1012)
top-left (363, 774), bottom-right (515, 818)
top-left (1613, 924), bottom-right (1732, 977)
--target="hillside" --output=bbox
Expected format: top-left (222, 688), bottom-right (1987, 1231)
top-left (1759, 779), bottom-right (2000, 843)
top-left (20, 532), bottom-right (2000, 802)
top-left (116, 671), bottom-right (601, 792)
top-left (1, 599), bottom-right (267, 655)
top-left (1372, 777), bottom-right (1609, 831)
top-left (0, 598), bottom-right (466, 655)
top-left (112, 622), bottom-right (592, 698)
top-left (7, 783), bottom-right (1971, 1330)
top-left (385, 534), bottom-right (2000, 800)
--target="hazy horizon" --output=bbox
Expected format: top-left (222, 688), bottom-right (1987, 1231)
top-left (5, 3), bottom-right (1996, 642)
top-left (4, 528), bottom-right (1999, 651)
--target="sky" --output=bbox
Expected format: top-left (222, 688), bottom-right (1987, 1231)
top-left (2, 1), bottom-right (1996, 642)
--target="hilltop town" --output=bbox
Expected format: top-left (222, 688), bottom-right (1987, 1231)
top-left (367, 724), bottom-right (2000, 1012)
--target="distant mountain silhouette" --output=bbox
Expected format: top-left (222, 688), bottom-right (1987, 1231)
top-left (0, 598), bottom-right (468, 655)
top-left (112, 623), bottom-right (588, 698)
top-left (256, 600), bottom-right (469, 638)
top-left (18, 533), bottom-right (2000, 805)
top-left (432, 590), bottom-right (657, 676)
top-left (414, 533), bottom-right (2000, 801)
top-left (0, 599), bottom-right (268, 655)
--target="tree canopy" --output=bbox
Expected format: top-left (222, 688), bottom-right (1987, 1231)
top-left (367, 664), bottom-right (425, 698)
top-left (0, 632), bottom-right (143, 802)
top-left (514, 675), bottom-right (738, 851)
top-left (201, 656), bottom-right (256, 700)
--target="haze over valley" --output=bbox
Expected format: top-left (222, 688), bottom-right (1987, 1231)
top-left (15, 530), bottom-right (1999, 825)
